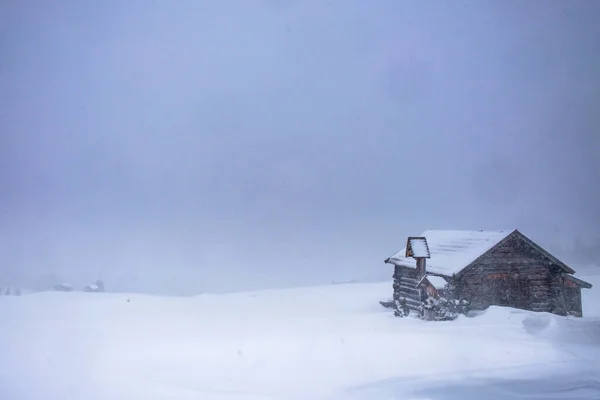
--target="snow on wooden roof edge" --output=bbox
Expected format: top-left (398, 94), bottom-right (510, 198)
top-left (407, 237), bottom-right (430, 258)
top-left (385, 229), bottom-right (515, 276)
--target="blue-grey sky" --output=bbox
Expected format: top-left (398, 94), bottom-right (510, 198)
top-left (1, 1), bottom-right (599, 294)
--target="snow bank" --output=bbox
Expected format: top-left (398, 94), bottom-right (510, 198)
top-left (1, 281), bottom-right (599, 400)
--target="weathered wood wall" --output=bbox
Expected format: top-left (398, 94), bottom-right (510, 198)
top-left (456, 232), bottom-right (583, 316)
top-left (392, 265), bottom-right (422, 311)
top-left (559, 278), bottom-right (583, 316)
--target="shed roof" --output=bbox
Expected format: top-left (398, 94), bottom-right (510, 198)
top-left (562, 273), bottom-right (593, 289)
top-left (385, 229), bottom-right (514, 276)
top-left (417, 274), bottom-right (448, 290)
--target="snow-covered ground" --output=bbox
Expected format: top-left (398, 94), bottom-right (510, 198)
top-left (1, 274), bottom-right (599, 400)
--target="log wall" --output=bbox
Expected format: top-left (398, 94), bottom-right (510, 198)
top-left (456, 232), bottom-right (583, 316)
top-left (392, 265), bottom-right (422, 311)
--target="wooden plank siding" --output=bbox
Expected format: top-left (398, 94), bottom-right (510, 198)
top-left (456, 232), bottom-right (583, 316)
top-left (392, 265), bottom-right (422, 311)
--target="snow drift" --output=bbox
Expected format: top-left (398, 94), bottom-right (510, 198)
top-left (1, 276), bottom-right (599, 400)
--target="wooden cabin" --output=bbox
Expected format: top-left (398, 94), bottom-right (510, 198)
top-left (384, 229), bottom-right (593, 317)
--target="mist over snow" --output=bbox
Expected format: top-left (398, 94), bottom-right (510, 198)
top-left (1, 2), bottom-right (600, 396)
top-left (1, 276), bottom-right (600, 399)
top-left (1, 1), bottom-right (599, 294)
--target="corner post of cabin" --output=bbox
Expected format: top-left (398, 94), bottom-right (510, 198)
top-left (416, 257), bottom-right (426, 280)
top-left (392, 265), bottom-right (402, 303)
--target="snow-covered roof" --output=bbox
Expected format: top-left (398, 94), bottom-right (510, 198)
top-left (417, 274), bottom-right (448, 290)
top-left (386, 229), bottom-right (514, 276)
top-left (407, 237), bottom-right (430, 258)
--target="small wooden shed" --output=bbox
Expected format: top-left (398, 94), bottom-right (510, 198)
top-left (384, 229), bottom-right (593, 317)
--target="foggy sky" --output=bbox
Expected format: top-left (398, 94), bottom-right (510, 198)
top-left (1, 1), bottom-right (599, 294)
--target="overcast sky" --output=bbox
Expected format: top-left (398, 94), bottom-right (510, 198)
top-left (1, 1), bottom-right (599, 294)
